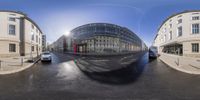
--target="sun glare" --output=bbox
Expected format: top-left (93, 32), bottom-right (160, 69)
top-left (64, 30), bottom-right (70, 36)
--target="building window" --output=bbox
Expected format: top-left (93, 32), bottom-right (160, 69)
top-left (169, 24), bottom-right (172, 28)
top-left (169, 31), bottom-right (172, 40)
top-left (177, 26), bottom-right (182, 37)
top-left (9, 44), bottom-right (16, 52)
top-left (9, 25), bottom-right (16, 35)
top-left (192, 24), bottom-right (199, 34)
top-left (164, 35), bottom-right (166, 42)
top-left (9, 14), bottom-right (16, 16)
top-left (163, 28), bottom-right (166, 33)
top-left (36, 35), bottom-right (38, 43)
top-left (192, 43), bottom-right (199, 53)
top-left (9, 17), bottom-right (16, 22)
top-left (192, 13), bottom-right (199, 15)
top-left (32, 34), bottom-right (34, 40)
top-left (32, 46), bottom-right (34, 51)
top-left (178, 19), bottom-right (182, 24)
top-left (192, 16), bottom-right (199, 20)
top-left (32, 24), bottom-right (35, 29)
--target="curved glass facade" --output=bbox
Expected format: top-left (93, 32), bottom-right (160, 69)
top-left (71, 23), bottom-right (144, 54)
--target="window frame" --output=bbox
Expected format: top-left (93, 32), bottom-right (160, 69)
top-left (9, 44), bottom-right (16, 52)
top-left (192, 16), bottom-right (199, 20)
top-left (177, 26), bottom-right (182, 37)
top-left (192, 23), bottom-right (199, 34)
top-left (8, 24), bottom-right (16, 35)
top-left (192, 43), bottom-right (199, 53)
top-left (9, 17), bottom-right (16, 22)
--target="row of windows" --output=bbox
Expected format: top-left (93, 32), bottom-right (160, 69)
top-left (8, 16), bottom-right (41, 35)
top-left (31, 34), bottom-right (41, 44)
top-left (9, 44), bottom-right (41, 52)
top-left (160, 23), bottom-right (200, 42)
top-left (9, 17), bottom-right (16, 22)
top-left (31, 24), bottom-right (40, 34)
top-left (8, 24), bottom-right (41, 43)
top-left (8, 24), bottom-right (41, 44)
top-left (164, 16), bottom-right (200, 30)
top-left (192, 16), bottom-right (199, 20)
top-left (177, 16), bottom-right (199, 24)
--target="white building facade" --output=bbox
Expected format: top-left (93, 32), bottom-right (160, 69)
top-left (0, 10), bottom-right (43, 57)
top-left (154, 10), bottom-right (200, 58)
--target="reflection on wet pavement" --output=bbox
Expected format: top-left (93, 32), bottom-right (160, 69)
top-left (75, 52), bottom-right (148, 84)
top-left (74, 52), bottom-right (146, 73)
top-left (0, 52), bottom-right (200, 100)
top-left (56, 61), bottom-right (81, 80)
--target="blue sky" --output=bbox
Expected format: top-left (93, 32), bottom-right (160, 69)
top-left (0, 0), bottom-right (200, 46)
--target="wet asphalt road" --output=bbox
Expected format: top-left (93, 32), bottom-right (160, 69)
top-left (0, 52), bottom-right (200, 100)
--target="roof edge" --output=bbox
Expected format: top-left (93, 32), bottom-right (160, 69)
top-left (0, 10), bottom-right (43, 34)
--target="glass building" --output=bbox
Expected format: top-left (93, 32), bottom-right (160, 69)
top-left (70, 23), bottom-right (145, 54)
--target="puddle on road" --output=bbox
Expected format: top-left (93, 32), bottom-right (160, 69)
top-left (56, 61), bottom-right (82, 80)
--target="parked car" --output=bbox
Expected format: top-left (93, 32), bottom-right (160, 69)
top-left (149, 46), bottom-right (158, 58)
top-left (41, 51), bottom-right (52, 62)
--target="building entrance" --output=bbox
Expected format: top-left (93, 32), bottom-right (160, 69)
top-left (162, 43), bottom-right (183, 56)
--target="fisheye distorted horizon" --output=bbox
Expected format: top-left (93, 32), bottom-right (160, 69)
top-left (0, 0), bottom-right (200, 46)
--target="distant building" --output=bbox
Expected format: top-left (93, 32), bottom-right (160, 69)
top-left (0, 10), bottom-right (43, 57)
top-left (71, 23), bottom-right (146, 54)
top-left (50, 35), bottom-right (71, 52)
top-left (42, 35), bottom-right (46, 51)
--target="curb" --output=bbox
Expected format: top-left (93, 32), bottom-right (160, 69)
top-left (159, 57), bottom-right (200, 75)
top-left (0, 58), bottom-right (41, 75)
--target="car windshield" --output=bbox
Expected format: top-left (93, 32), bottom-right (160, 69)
top-left (150, 47), bottom-right (157, 51)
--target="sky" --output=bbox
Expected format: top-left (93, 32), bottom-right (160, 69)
top-left (0, 0), bottom-right (200, 46)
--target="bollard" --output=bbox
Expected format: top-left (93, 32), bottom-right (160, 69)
top-left (177, 58), bottom-right (179, 66)
top-left (21, 58), bottom-right (23, 66)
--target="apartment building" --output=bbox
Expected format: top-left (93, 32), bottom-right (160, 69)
top-left (0, 10), bottom-right (43, 57)
top-left (154, 10), bottom-right (200, 57)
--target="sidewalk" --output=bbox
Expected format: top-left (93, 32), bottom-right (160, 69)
top-left (159, 53), bottom-right (200, 74)
top-left (0, 55), bottom-right (40, 75)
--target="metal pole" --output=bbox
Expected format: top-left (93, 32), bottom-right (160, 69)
top-left (30, 37), bottom-right (33, 62)
top-left (0, 60), bottom-right (1, 70)
top-left (21, 57), bottom-right (23, 66)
